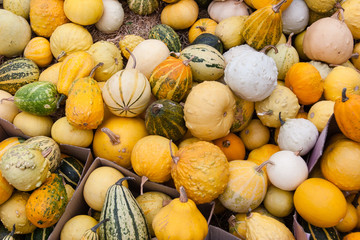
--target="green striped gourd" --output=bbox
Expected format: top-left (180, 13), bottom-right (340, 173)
top-left (179, 44), bottom-right (225, 82)
top-left (0, 58), bottom-right (40, 95)
top-left (145, 99), bottom-right (187, 142)
top-left (149, 56), bottom-right (192, 102)
top-left (191, 33), bottom-right (224, 54)
top-left (12, 81), bottom-right (59, 116)
top-left (242, 0), bottom-right (286, 50)
top-left (127, 0), bottom-right (159, 15)
top-left (57, 155), bottom-right (84, 188)
top-left (23, 136), bottom-right (62, 172)
top-left (2, 225), bottom-right (15, 240)
top-left (24, 226), bottom-right (54, 240)
top-left (298, 215), bottom-right (340, 240)
top-left (99, 177), bottom-right (151, 240)
top-left (80, 219), bottom-right (108, 240)
top-left (149, 24), bottom-right (181, 52)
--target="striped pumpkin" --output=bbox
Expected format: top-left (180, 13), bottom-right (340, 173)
top-left (179, 44), bottom-right (225, 82)
top-left (57, 154), bottom-right (84, 188)
top-left (99, 177), bottom-right (151, 240)
top-left (145, 99), bottom-right (187, 142)
top-left (242, 0), bottom-right (286, 50)
top-left (127, 0), bottom-right (159, 15)
top-left (0, 58), bottom-right (40, 95)
top-left (149, 56), bottom-right (192, 102)
top-left (149, 24), bottom-right (181, 52)
top-left (102, 69), bottom-right (152, 117)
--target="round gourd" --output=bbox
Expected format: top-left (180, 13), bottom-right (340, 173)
top-left (60, 215), bottom-right (98, 240)
top-left (13, 112), bottom-right (53, 137)
top-left (0, 171), bottom-right (13, 205)
top-left (223, 44), bottom-right (256, 65)
top-left (240, 119), bottom-right (270, 151)
top-left (183, 81), bottom-right (235, 141)
top-left (3, 0), bottom-right (30, 19)
top-left (191, 33), bottom-right (224, 54)
top-left (0, 9), bottom-right (31, 57)
top-left (263, 185), bottom-right (294, 218)
top-left (95, 0), bottom-right (124, 33)
top-left (23, 37), bottom-right (53, 68)
top-left (0, 90), bottom-right (19, 123)
top-left (118, 35), bottom-right (145, 60)
top-left (230, 95), bottom-right (254, 133)
top-left (127, 0), bottom-right (159, 15)
top-left (214, 16), bottom-right (248, 50)
top-left (0, 137), bottom-right (25, 160)
top-left (149, 24), bottom-right (181, 53)
top-left (38, 62), bottom-right (62, 85)
top-left (307, 100), bottom-right (335, 132)
top-left (335, 202), bottom-right (358, 233)
top-left (309, 60), bottom-right (332, 80)
top-left (294, 30), bottom-right (309, 61)
top-left (213, 132), bottom-right (246, 161)
top-left (207, 0), bottom-right (251, 23)
top-left (281, 0), bottom-right (310, 35)
top-left (161, 0), bottom-right (199, 30)
top-left (247, 144), bottom-right (280, 176)
top-left (64, 0), bottom-right (103, 25)
top-left (188, 18), bottom-right (217, 44)
top-left (304, 0), bottom-right (338, 13)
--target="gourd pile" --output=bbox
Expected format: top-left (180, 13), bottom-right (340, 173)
top-left (0, 0), bottom-right (360, 239)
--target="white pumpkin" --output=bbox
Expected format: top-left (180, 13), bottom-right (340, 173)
top-left (277, 117), bottom-right (319, 156)
top-left (223, 44), bottom-right (255, 65)
top-left (266, 150), bottom-right (309, 191)
top-left (309, 60), bottom-right (332, 80)
top-left (207, 0), bottom-right (251, 23)
top-left (224, 48), bottom-right (278, 102)
top-left (95, 0), bottom-right (124, 33)
top-left (282, 0), bottom-right (310, 35)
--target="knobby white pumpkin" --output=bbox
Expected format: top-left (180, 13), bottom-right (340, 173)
top-left (95, 0), bottom-right (124, 33)
top-left (223, 44), bottom-right (255, 65)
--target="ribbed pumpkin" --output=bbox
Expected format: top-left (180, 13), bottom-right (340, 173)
top-left (334, 88), bottom-right (360, 143)
top-left (242, 0), bottom-right (286, 50)
top-left (149, 56), bottom-right (192, 103)
top-left (23, 37), bottom-right (53, 68)
top-left (127, 0), bottom-right (159, 15)
top-left (188, 18), bottom-right (217, 43)
top-left (148, 24), bottom-right (181, 53)
top-left (218, 160), bottom-right (268, 213)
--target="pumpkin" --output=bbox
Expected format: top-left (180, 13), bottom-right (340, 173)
top-left (191, 33), bottom-right (224, 54)
top-left (207, 0), bottom-right (251, 23)
top-left (152, 186), bottom-right (208, 240)
top-left (131, 135), bottom-right (178, 183)
top-left (188, 18), bottom-right (217, 43)
top-left (171, 141), bottom-right (229, 204)
top-left (29, 0), bottom-right (69, 38)
top-left (251, 0), bottom-right (293, 11)
top-left (64, 0), bottom-right (103, 25)
top-left (183, 81), bottom-right (235, 141)
top-left (308, 100), bottom-right (335, 132)
top-left (0, 170), bottom-right (13, 205)
top-left (23, 37), bottom-right (53, 68)
top-left (160, 0), bottom-right (199, 30)
top-left (13, 112), bottom-right (53, 137)
top-left (294, 178), bottom-right (347, 228)
top-left (323, 66), bottom-right (360, 101)
top-left (213, 132), bottom-right (246, 161)
top-left (119, 35), bottom-right (145, 60)
top-left (128, 0), bottom-right (159, 15)
top-left (247, 144), bottom-right (280, 177)
top-left (335, 202), bottom-right (358, 233)
top-left (240, 119), bottom-right (270, 151)
top-left (38, 62), bottom-right (62, 85)
top-left (230, 94), bottom-right (254, 133)
top-left (148, 24), bottom-right (182, 53)
top-left (92, 116), bottom-right (148, 168)
top-left (282, 0), bottom-right (310, 35)
top-left (3, 0), bottom-right (30, 19)
top-left (95, 0), bottom-right (124, 33)
top-left (49, 23), bottom-right (93, 61)
top-left (215, 16), bottom-right (248, 50)
top-left (352, 43), bottom-right (360, 70)
top-left (60, 215), bottom-right (98, 240)
top-left (242, 0), bottom-right (286, 50)
top-left (303, 9), bottom-right (354, 65)
top-left (0, 90), bottom-right (19, 123)
top-left (0, 137), bottom-right (25, 160)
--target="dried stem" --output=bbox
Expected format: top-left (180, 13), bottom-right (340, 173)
top-left (101, 127), bottom-right (121, 145)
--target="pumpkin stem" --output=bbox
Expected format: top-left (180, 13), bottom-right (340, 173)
top-left (222, 140), bottom-right (231, 148)
top-left (228, 215), bottom-right (236, 228)
top-left (260, 45), bottom-right (278, 54)
top-left (341, 88), bottom-right (349, 102)
top-left (179, 186), bottom-right (188, 203)
top-left (182, 56), bottom-right (195, 66)
top-left (257, 110), bottom-right (273, 116)
top-left (56, 51), bottom-right (66, 62)
top-left (151, 103), bottom-right (163, 115)
top-left (286, 33), bottom-right (294, 47)
top-left (101, 127), bottom-right (121, 145)
top-left (334, 2), bottom-right (345, 22)
top-left (255, 160), bottom-right (273, 173)
top-left (115, 176), bottom-right (134, 186)
top-left (0, 96), bottom-right (14, 104)
top-left (351, 53), bottom-right (359, 59)
top-left (57, 94), bottom-right (66, 109)
top-left (90, 218), bottom-right (109, 233)
top-left (195, 25), bottom-right (207, 32)
top-left (140, 176), bottom-right (148, 195)
top-left (272, 0), bottom-right (287, 13)
top-left (170, 52), bottom-right (181, 58)
top-left (89, 62), bottom-right (104, 78)
top-left (41, 147), bottom-right (52, 158)
top-left (294, 149), bottom-right (303, 156)
top-left (126, 47), bottom-right (137, 69)
top-left (207, 201), bottom-right (215, 225)
top-left (279, 112), bottom-right (285, 126)
top-left (169, 140), bottom-right (180, 164)
top-left (9, 224), bottom-right (15, 237)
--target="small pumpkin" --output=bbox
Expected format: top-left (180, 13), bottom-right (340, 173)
top-left (160, 0), bottom-right (199, 30)
top-left (308, 100), bottom-right (335, 132)
top-left (215, 16), bottom-right (248, 50)
top-left (60, 215), bottom-right (98, 240)
top-left (213, 132), bottom-right (246, 161)
top-left (188, 18), bottom-right (217, 43)
top-left (282, 0), bottom-right (310, 35)
top-left (23, 37), bottom-right (53, 68)
top-left (64, 0), bottom-right (104, 25)
top-left (95, 0), bottom-right (124, 33)
top-left (207, 0), bottom-right (251, 23)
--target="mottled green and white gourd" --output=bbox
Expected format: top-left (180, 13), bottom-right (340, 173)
top-left (127, 0), bottom-right (159, 15)
top-left (149, 24), bottom-right (181, 52)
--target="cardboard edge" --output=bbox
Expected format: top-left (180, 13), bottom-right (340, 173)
top-left (0, 118), bottom-right (29, 139)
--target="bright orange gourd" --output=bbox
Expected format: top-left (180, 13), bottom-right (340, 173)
top-left (251, 0), bottom-right (293, 11)
top-left (0, 137), bottom-right (25, 160)
top-left (213, 132), bottom-right (246, 161)
top-left (23, 37), bottom-right (53, 68)
top-left (188, 18), bottom-right (217, 43)
top-left (0, 170), bottom-right (13, 205)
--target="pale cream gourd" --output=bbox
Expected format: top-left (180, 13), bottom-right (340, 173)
top-left (95, 0), bottom-right (124, 33)
top-left (308, 100), bottom-right (335, 132)
top-left (183, 81), bottom-right (236, 141)
top-left (342, 0), bottom-right (360, 39)
top-left (0, 90), bottom-right (19, 123)
top-left (0, 9), bottom-right (31, 57)
top-left (215, 16), bottom-right (248, 50)
top-left (3, 0), bottom-right (30, 19)
top-left (60, 215), bottom-right (98, 240)
top-left (207, 0), bottom-right (251, 23)
top-left (223, 44), bottom-right (256, 65)
top-left (13, 112), bottom-right (53, 137)
top-left (125, 39), bottom-right (170, 79)
top-left (309, 60), bottom-right (332, 80)
top-left (282, 0), bottom-right (309, 35)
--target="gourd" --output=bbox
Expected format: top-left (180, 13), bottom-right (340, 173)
top-left (64, 0), bottom-right (103, 25)
top-left (95, 0), bottom-right (124, 33)
top-left (308, 100), bottom-right (335, 132)
top-left (160, 0), bottom-right (199, 30)
top-left (60, 215), bottom-right (98, 240)
top-left (207, 0), bottom-right (251, 23)
top-left (0, 137), bottom-right (25, 160)
top-left (29, 0), bottom-right (69, 38)
top-left (303, 9), bottom-right (354, 65)
top-left (128, 0), bottom-right (159, 15)
top-left (191, 33), bottom-right (224, 54)
top-left (213, 132), bottom-right (246, 161)
top-left (335, 202), bottom-right (358, 233)
top-left (38, 62), bottom-right (62, 85)
top-left (0, 144), bottom-right (51, 191)
top-left (309, 60), bottom-right (332, 80)
top-left (152, 186), bottom-right (208, 240)
top-left (49, 23), bottom-right (93, 61)
top-left (3, 0), bottom-right (30, 19)
top-left (265, 150), bottom-right (308, 191)
top-left (298, 215), bottom-right (341, 240)
top-left (304, 0), bottom-right (338, 14)
top-left (183, 81), bottom-right (235, 141)
top-left (23, 37), bottom-right (53, 68)
top-left (119, 35), bottom-right (145, 60)
top-left (149, 24), bottom-right (182, 53)
top-left (0, 9), bottom-right (31, 57)
top-left (282, 0), bottom-right (310, 34)
top-left (251, 0), bottom-right (293, 10)
top-left (92, 116), bottom-right (148, 168)
top-left (242, 0), bottom-right (286, 50)
top-left (223, 44), bottom-right (256, 65)
top-left (215, 16), bottom-right (248, 50)
top-left (171, 141), bottom-right (230, 204)
top-left (188, 18), bottom-right (217, 43)
top-left (148, 56), bottom-right (192, 102)
top-left (263, 184), bottom-right (294, 218)
top-left (25, 173), bottom-right (68, 228)
top-left (224, 46), bottom-right (277, 102)
top-left (230, 94), bottom-right (254, 133)
top-left (145, 100), bottom-right (187, 142)
top-left (25, 226), bottom-right (55, 240)
top-left (2, 224), bottom-right (15, 240)
top-left (0, 170), bottom-right (13, 205)
top-left (277, 114), bottom-right (319, 155)
top-left (351, 43), bottom-right (360, 71)
top-left (98, 177), bottom-right (151, 240)
top-left (57, 154), bottom-right (84, 188)
top-left (13, 112), bottom-right (53, 137)
top-left (0, 90), bottom-right (19, 123)
top-left (218, 160), bottom-right (268, 213)
top-left (80, 219), bottom-right (108, 240)
top-left (247, 144), bottom-right (280, 176)
top-left (240, 119), bottom-right (270, 151)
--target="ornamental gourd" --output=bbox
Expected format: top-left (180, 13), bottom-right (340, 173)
top-left (0, 171), bottom-right (13, 205)
top-left (161, 0), bottom-right (199, 30)
top-left (23, 37), bottom-right (53, 68)
top-left (207, 0), bottom-right (251, 23)
top-left (230, 94), bottom-right (254, 133)
top-left (282, 0), bottom-right (310, 35)
top-left (342, 0), bottom-right (360, 39)
top-left (308, 100), bottom-right (335, 132)
top-left (64, 0), bottom-right (104, 25)
top-left (149, 24), bottom-right (182, 53)
top-left (128, 0), bottom-right (159, 15)
top-left (188, 18), bottom-right (217, 43)
top-left (80, 219), bottom-right (108, 240)
top-left (95, 0), bottom-right (124, 33)
top-left (215, 16), bottom-right (248, 50)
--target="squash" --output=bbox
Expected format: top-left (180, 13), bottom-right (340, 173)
top-left (128, 0), bottom-right (159, 15)
top-left (188, 18), bottom-right (217, 44)
top-left (309, 60), bottom-right (332, 80)
top-left (25, 226), bottom-right (55, 240)
top-left (81, 219), bottom-right (108, 240)
top-left (308, 100), bottom-right (335, 132)
top-left (335, 202), bottom-right (358, 233)
top-left (149, 24), bottom-right (181, 53)
top-left (0, 90), bottom-right (19, 123)
top-left (213, 132), bottom-right (246, 161)
top-left (218, 160), bottom-right (267, 213)
top-left (29, 0), bottom-right (69, 38)
top-left (303, 9), bottom-right (354, 65)
top-left (95, 0), bottom-right (124, 33)
top-left (0, 137), bottom-right (25, 160)
top-left (160, 0), bottom-right (199, 30)
top-left (247, 144), bottom-right (280, 176)
top-left (304, 0), bottom-right (337, 14)
top-left (2, 224), bottom-right (15, 240)
top-left (294, 30), bottom-right (309, 61)
top-left (191, 33), bottom-right (224, 54)
top-left (152, 186), bottom-right (208, 240)
top-left (38, 62), bottom-right (62, 85)
top-left (119, 35), bottom-right (145, 60)
top-left (23, 37), bottom-right (53, 68)
top-left (13, 112), bottom-right (53, 137)
top-left (92, 116), bottom-right (148, 168)
top-left (230, 94), bottom-right (254, 133)
top-left (0, 9), bottom-right (31, 57)
top-left (343, 232), bottom-right (360, 240)
top-left (3, 0), bottom-right (30, 19)
top-left (148, 56), bottom-right (192, 102)
top-left (64, 0), bottom-right (103, 25)
top-left (49, 23), bottom-right (93, 61)
top-left (57, 154), bottom-right (84, 188)
top-left (0, 57), bottom-right (40, 95)
top-left (145, 100), bottom-right (187, 142)
top-left (242, 0), bottom-right (286, 50)
top-left (207, 0), bottom-right (251, 23)
top-left (223, 44), bottom-right (256, 65)
top-left (214, 16), bottom-right (248, 50)
top-left (282, 0), bottom-right (310, 35)
top-left (251, 0), bottom-right (293, 11)
top-left (352, 43), bottom-right (360, 70)
top-left (183, 81), bottom-right (235, 141)
top-left (240, 119), bottom-right (270, 151)
top-left (60, 215), bottom-right (98, 240)
top-left (297, 215), bottom-right (341, 240)
top-left (98, 177), bottom-right (151, 240)
top-left (0, 170), bottom-right (13, 205)
top-left (171, 141), bottom-right (229, 204)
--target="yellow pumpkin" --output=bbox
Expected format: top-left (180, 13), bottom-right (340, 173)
top-left (160, 0), bottom-right (199, 30)
top-left (351, 42), bottom-right (360, 70)
top-left (307, 100), bottom-right (335, 132)
top-left (64, 0), bottom-right (104, 26)
top-left (215, 16), bottom-right (248, 50)
top-left (23, 37), bottom-right (53, 68)
top-left (0, 170), bottom-right (13, 205)
top-left (188, 18), bottom-right (217, 43)
top-left (251, 0), bottom-right (293, 11)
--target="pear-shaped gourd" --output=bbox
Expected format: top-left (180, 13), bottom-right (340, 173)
top-left (282, 0), bottom-right (310, 35)
top-left (152, 186), bottom-right (208, 240)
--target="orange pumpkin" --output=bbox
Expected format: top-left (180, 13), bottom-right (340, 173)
top-left (0, 137), bottom-right (25, 160)
top-left (24, 37), bottom-right (53, 67)
top-left (285, 62), bottom-right (323, 105)
top-left (0, 170), bottom-right (13, 205)
top-left (247, 144), bottom-right (280, 176)
top-left (188, 18), bottom-right (217, 43)
top-left (343, 232), bottom-right (360, 240)
top-left (213, 132), bottom-right (246, 161)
